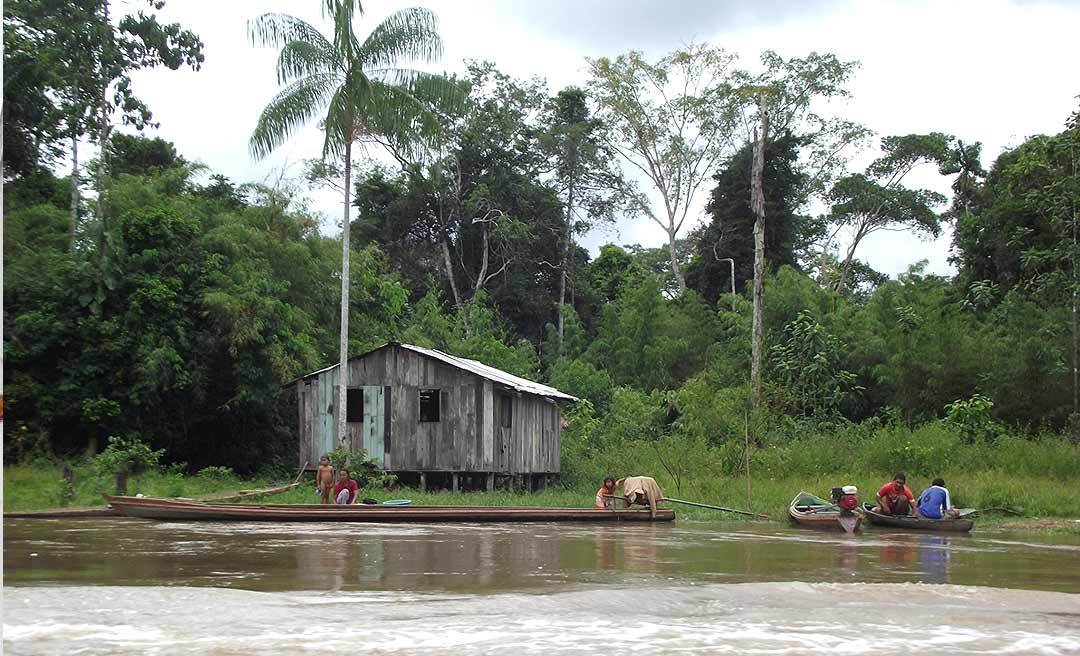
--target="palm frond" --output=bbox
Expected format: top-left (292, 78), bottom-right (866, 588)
top-left (276, 39), bottom-right (340, 84)
top-left (368, 68), bottom-right (468, 121)
top-left (356, 79), bottom-right (450, 159)
top-left (325, 0), bottom-right (363, 64)
top-left (249, 73), bottom-right (338, 160)
top-left (248, 13), bottom-right (332, 52)
top-left (321, 0), bottom-right (363, 19)
top-left (321, 76), bottom-right (369, 160)
top-left (358, 7), bottom-right (443, 69)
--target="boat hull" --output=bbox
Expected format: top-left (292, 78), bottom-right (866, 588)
top-left (103, 496), bottom-right (676, 523)
top-left (788, 492), bottom-right (862, 533)
top-left (861, 504), bottom-right (974, 532)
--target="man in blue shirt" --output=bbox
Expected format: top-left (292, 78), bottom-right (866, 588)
top-left (917, 478), bottom-right (960, 519)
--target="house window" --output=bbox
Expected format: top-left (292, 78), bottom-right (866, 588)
top-left (500, 394), bottom-right (513, 428)
top-left (419, 389), bottom-right (441, 422)
top-left (346, 388), bottom-right (364, 423)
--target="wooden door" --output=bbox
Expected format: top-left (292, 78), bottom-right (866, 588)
top-left (361, 385), bottom-right (385, 465)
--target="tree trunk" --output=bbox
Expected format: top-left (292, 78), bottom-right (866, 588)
top-left (70, 131), bottom-right (80, 240)
top-left (750, 103), bottom-right (769, 406)
top-left (557, 179), bottom-right (575, 343)
top-left (96, 0), bottom-right (110, 254)
top-left (668, 230), bottom-right (687, 296)
top-left (440, 238), bottom-right (464, 309)
top-left (336, 142), bottom-right (353, 449)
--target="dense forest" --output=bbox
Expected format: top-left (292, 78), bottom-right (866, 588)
top-left (4, 0), bottom-right (1079, 485)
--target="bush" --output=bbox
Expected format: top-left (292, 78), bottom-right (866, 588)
top-left (196, 466), bottom-right (235, 481)
top-left (91, 435), bottom-right (164, 495)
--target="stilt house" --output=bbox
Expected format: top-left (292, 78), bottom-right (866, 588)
top-left (282, 343), bottom-right (577, 490)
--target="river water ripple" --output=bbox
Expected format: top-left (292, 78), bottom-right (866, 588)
top-left (4, 518), bottom-right (1080, 654)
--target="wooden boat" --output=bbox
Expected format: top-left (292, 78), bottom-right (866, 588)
top-left (788, 492), bottom-right (862, 533)
top-left (103, 495), bottom-right (676, 523)
top-left (861, 503), bottom-right (974, 532)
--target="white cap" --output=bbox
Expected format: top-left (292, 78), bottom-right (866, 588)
top-left (842, 485), bottom-right (858, 495)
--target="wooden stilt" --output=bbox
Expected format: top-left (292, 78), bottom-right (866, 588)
top-left (486, 473), bottom-right (494, 492)
top-left (452, 473), bottom-right (459, 493)
top-left (419, 472), bottom-right (426, 492)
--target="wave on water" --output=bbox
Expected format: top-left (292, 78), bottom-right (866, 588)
top-left (5, 582), bottom-right (1080, 655)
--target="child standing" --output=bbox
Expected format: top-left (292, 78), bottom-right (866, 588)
top-left (316, 455), bottom-right (335, 504)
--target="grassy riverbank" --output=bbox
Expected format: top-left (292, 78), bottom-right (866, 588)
top-left (251, 470), bottom-right (1079, 523)
top-left (1, 461), bottom-right (274, 512)
top-left (6, 462), bottom-right (1079, 523)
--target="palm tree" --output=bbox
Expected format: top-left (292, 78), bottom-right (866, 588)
top-left (249, 0), bottom-right (463, 448)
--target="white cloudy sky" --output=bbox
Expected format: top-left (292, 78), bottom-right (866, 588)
top-left (127, 0), bottom-right (1080, 278)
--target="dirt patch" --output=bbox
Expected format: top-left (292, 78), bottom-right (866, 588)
top-left (1000, 518), bottom-right (1080, 530)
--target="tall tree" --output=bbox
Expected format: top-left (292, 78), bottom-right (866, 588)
top-left (248, 0), bottom-right (463, 448)
top-left (539, 87), bottom-right (622, 343)
top-left (686, 133), bottom-right (804, 304)
top-left (587, 44), bottom-right (743, 295)
top-left (735, 51), bottom-right (863, 405)
top-left (826, 133), bottom-right (953, 292)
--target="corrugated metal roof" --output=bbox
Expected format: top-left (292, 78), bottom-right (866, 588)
top-left (399, 344), bottom-right (577, 401)
top-left (284, 343), bottom-right (578, 401)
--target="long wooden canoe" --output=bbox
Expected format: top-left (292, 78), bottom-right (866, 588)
top-left (103, 495), bottom-right (676, 523)
top-left (788, 492), bottom-right (862, 534)
top-left (861, 503), bottom-right (974, 532)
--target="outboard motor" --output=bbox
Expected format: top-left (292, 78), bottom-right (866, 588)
top-left (837, 485), bottom-right (859, 513)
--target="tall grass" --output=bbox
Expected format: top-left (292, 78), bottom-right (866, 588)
top-left (2, 459), bottom-right (269, 512)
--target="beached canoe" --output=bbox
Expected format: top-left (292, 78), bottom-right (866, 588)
top-left (788, 492), bottom-right (862, 534)
top-left (103, 495), bottom-right (676, 523)
top-left (860, 503), bottom-right (974, 532)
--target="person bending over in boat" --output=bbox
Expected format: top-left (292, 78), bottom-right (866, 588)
top-left (875, 473), bottom-right (916, 516)
top-left (917, 478), bottom-right (960, 519)
top-left (333, 469), bottom-right (359, 505)
top-left (618, 476), bottom-right (664, 519)
top-left (595, 476), bottom-right (618, 509)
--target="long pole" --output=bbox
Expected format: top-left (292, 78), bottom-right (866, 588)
top-left (665, 497), bottom-right (770, 518)
top-left (744, 410), bottom-right (752, 514)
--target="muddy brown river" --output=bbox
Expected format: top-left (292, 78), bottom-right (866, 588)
top-left (4, 518), bottom-right (1080, 654)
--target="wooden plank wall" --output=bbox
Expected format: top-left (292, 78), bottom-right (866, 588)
top-left (510, 395), bottom-right (561, 474)
top-left (294, 344), bottom-right (561, 474)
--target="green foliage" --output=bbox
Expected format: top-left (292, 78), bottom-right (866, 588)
top-left (196, 466), bottom-right (235, 481)
top-left (769, 311), bottom-right (860, 416)
top-left (686, 133), bottom-right (805, 302)
top-left (549, 358), bottom-right (612, 412)
top-left (325, 447), bottom-right (396, 488)
top-left (92, 435), bottom-right (164, 485)
top-left (5, 13), bottom-right (1080, 521)
top-left (944, 394), bottom-right (999, 443)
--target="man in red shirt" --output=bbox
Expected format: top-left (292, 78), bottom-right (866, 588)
top-left (875, 473), bottom-right (915, 516)
top-left (333, 469), bottom-right (358, 505)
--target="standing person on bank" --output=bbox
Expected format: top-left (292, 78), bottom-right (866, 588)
top-left (316, 455), bottom-right (335, 504)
